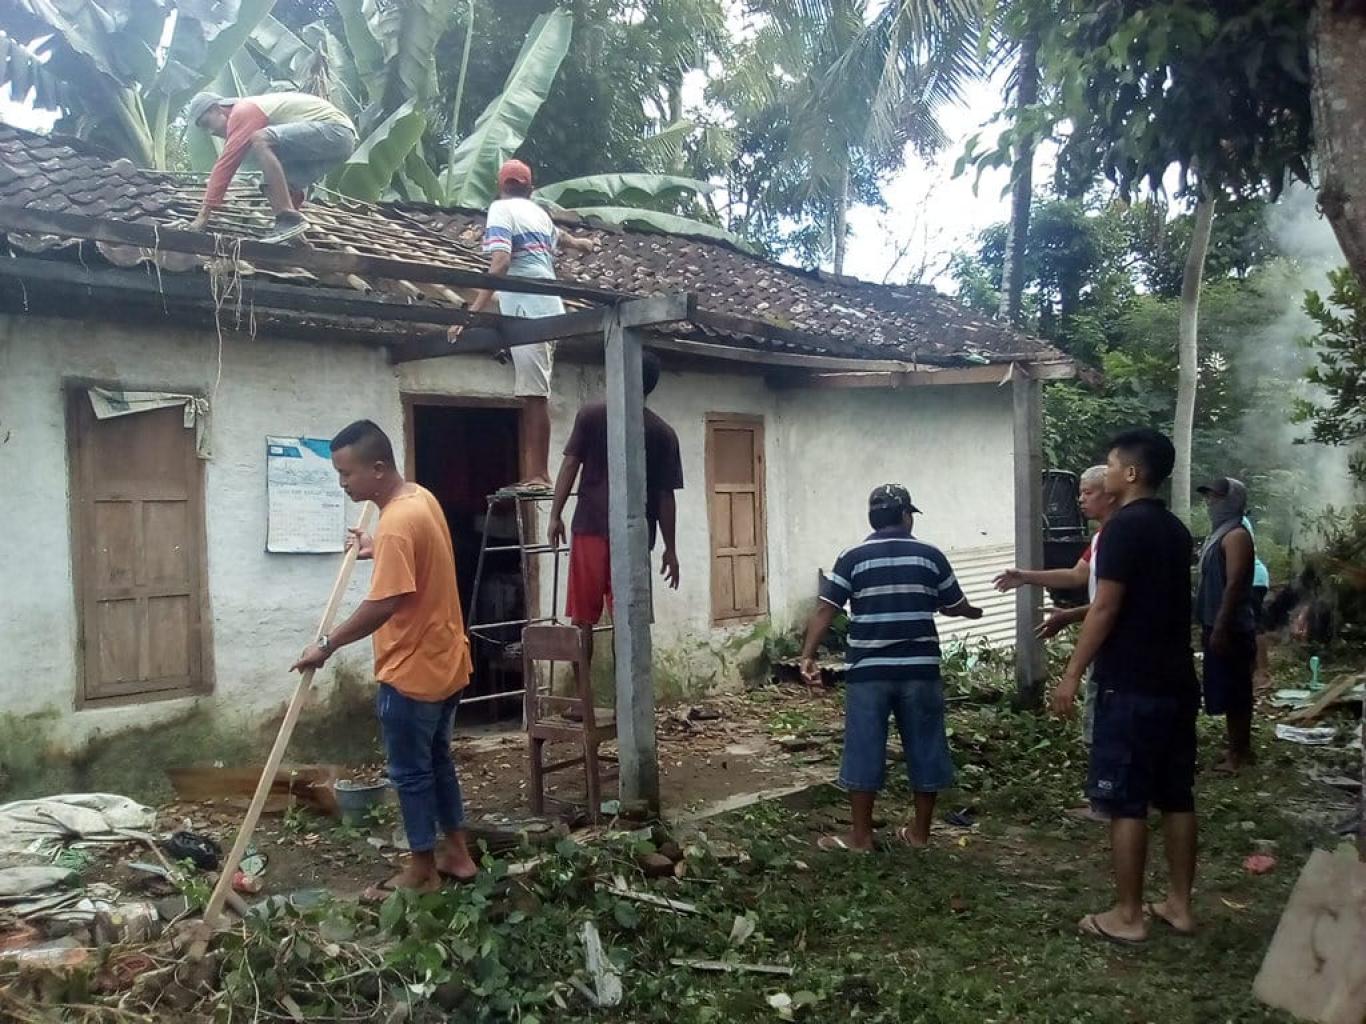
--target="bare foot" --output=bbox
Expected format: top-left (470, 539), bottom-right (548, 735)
top-left (1078, 906), bottom-right (1148, 944)
top-left (1145, 899), bottom-right (1196, 936)
top-left (896, 824), bottom-right (930, 849)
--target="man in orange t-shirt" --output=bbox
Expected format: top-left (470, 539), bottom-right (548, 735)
top-left (292, 420), bottom-right (475, 899)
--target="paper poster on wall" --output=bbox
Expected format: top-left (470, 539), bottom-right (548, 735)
top-left (266, 437), bottom-right (345, 553)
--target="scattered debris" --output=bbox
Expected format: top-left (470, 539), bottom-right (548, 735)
top-left (728, 914), bottom-right (757, 947)
top-left (0, 866), bottom-right (76, 898)
top-left (638, 852), bottom-right (675, 878)
top-left (1274, 725), bottom-right (1339, 746)
top-left (1285, 673), bottom-right (1366, 724)
top-left (602, 875), bottom-right (698, 914)
top-left (671, 958), bottom-right (795, 976)
top-left (578, 921), bottom-right (623, 1007)
top-left (0, 793), bottom-right (155, 863)
top-left (162, 830), bottom-right (221, 870)
top-left (0, 936), bottom-right (90, 969)
top-left (93, 901), bottom-right (161, 945)
top-left (1244, 854), bottom-right (1278, 875)
top-left (688, 706), bottom-right (723, 722)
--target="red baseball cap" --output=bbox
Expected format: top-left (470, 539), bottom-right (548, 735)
top-left (497, 159), bottom-right (533, 189)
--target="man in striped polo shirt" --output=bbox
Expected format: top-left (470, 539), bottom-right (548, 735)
top-left (801, 484), bottom-right (982, 852)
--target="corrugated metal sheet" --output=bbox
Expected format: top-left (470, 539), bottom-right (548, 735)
top-left (938, 543), bottom-right (1017, 650)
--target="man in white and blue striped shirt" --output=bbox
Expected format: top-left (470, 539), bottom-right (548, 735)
top-left (801, 484), bottom-right (982, 852)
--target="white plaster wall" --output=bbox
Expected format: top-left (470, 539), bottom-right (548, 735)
top-left (1, 313), bottom-right (1018, 740)
top-left (0, 314), bottom-right (401, 745)
top-left (769, 384), bottom-right (1016, 628)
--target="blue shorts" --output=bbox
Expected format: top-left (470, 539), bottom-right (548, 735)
top-left (1087, 686), bottom-right (1198, 820)
top-left (839, 678), bottom-right (955, 793)
top-left (1201, 628), bottom-right (1255, 716)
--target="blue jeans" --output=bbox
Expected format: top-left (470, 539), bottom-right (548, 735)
top-left (839, 678), bottom-right (955, 793)
top-left (376, 683), bottom-right (465, 853)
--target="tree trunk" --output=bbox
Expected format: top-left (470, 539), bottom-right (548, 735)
top-left (998, 31), bottom-right (1039, 325)
top-left (832, 161), bottom-right (850, 276)
top-left (1309, 0), bottom-right (1366, 285)
top-left (1172, 197), bottom-right (1216, 523)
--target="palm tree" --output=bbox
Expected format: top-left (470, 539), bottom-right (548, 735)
top-left (724, 0), bottom-right (986, 274)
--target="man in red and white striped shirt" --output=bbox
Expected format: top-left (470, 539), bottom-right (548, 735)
top-left (187, 91), bottom-right (357, 244)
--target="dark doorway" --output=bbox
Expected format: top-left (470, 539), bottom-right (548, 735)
top-left (408, 400), bottom-right (523, 723)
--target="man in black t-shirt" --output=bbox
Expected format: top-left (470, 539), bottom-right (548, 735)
top-left (547, 350), bottom-right (683, 660)
top-left (1053, 428), bottom-right (1199, 944)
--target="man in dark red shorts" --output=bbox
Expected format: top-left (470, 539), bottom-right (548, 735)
top-left (547, 350), bottom-right (682, 659)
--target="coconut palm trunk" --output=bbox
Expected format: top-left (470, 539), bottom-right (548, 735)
top-left (1171, 196), bottom-right (1216, 523)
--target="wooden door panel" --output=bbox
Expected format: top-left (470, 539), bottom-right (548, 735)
top-left (94, 599), bottom-right (140, 684)
top-left (713, 429), bottom-right (755, 485)
top-left (93, 501), bottom-right (138, 589)
top-left (143, 501), bottom-right (191, 585)
top-left (733, 554), bottom-right (759, 610)
top-left (706, 417), bottom-right (768, 622)
top-left (711, 492), bottom-right (733, 548)
top-left (146, 596), bottom-right (192, 678)
top-left (712, 556), bottom-right (735, 613)
top-left (71, 392), bottom-right (207, 704)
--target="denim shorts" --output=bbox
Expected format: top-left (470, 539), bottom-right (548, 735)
top-left (1087, 685), bottom-right (1198, 819)
top-left (839, 678), bottom-right (955, 793)
top-left (261, 121), bottom-right (357, 189)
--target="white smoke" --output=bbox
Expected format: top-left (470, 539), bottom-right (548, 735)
top-left (1237, 185), bottom-right (1360, 518)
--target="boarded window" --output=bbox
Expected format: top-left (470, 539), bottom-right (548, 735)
top-left (68, 391), bottom-right (210, 705)
top-left (706, 415), bottom-right (768, 623)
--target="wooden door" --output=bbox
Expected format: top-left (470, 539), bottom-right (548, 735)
top-left (706, 415), bottom-right (768, 622)
top-left (69, 393), bottom-right (209, 705)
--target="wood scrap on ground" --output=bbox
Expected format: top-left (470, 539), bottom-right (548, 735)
top-left (578, 921), bottom-right (623, 1007)
top-left (167, 764), bottom-right (342, 817)
top-left (1285, 673), bottom-right (1366, 724)
top-left (600, 875), bottom-right (697, 914)
top-left (670, 958), bottom-right (795, 976)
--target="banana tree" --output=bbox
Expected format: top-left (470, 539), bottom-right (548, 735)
top-left (0, 0), bottom-right (278, 168)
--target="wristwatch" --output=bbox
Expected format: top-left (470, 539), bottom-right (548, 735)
top-left (317, 634), bottom-right (331, 653)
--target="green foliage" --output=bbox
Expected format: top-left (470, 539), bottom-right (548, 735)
top-left (335, 99), bottom-right (428, 201)
top-left (534, 173), bottom-right (716, 210)
top-left (3, 0), bottom-right (277, 167)
top-left (1292, 267), bottom-right (1366, 455)
top-left (440, 8), bottom-right (573, 207)
top-left (971, 0), bottom-right (1315, 201)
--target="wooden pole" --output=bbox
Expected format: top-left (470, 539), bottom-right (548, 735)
top-left (604, 313), bottom-right (660, 809)
top-left (1011, 365), bottom-right (1045, 706)
top-left (201, 501), bottom-right (376, 927)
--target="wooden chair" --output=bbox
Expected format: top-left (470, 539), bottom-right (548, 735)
top-left (522, 624), bottom-right (617, 822)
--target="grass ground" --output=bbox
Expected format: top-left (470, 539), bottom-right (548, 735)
top-left (3, 643), bottom-right (1358, 1023)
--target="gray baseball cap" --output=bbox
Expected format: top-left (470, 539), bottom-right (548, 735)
top-left (187, 92), bottom-right (229, 125)
top-left (868, 483), bottom-right (921, 514)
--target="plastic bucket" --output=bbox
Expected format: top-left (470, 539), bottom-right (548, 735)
top-left (333, 779), bottom-right (388, 826)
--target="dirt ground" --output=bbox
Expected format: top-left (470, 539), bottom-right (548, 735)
top-left (75, 686), bottom-right (847, 903)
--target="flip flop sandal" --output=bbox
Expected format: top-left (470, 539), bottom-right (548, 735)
top-left (816, 835), bottom-right (870, 853)
top-left (1144, 902), bottom-right (1196, 937)
top-left (1078, 913), bottom-right (1146, 946)
top-left (438, 869), bottom-right (479, 884)
top-left (360, 876), bottom-right (439, 905)
top-left (896, 826), bottom-right (929, 848)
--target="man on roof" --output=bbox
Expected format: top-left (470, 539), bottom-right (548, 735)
top-left (449, 159), bottom-right (596, 490)
top-left (187, 91), bottom-right (358, 245)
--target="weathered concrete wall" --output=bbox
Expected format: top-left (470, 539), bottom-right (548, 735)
top-left (0, 314), bottom-right (1016, 797)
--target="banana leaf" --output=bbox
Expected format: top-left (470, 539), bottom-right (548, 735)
top-left (404, 148), bottom-right (445, 204)
top-left (534, 173), bottom-right (715, 210)
top-left (333, 98), bottom-right (425, 201)
top-left (0, 31), bottom-right (66, 109)
top-left (14, 0), bottom-right (162, 85)
top-left (155, 0), bottom-right (277, 111)
top-left (247, 13), bottom-right (313, 81)
top-left (362, 0), bottom-right (450, 112)
top-left (334, 0), bottom-right (385, 105)
top-left (565, 206), bottom-right (752, 250)
top-left (440, 8), bottom-right (572, 208)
